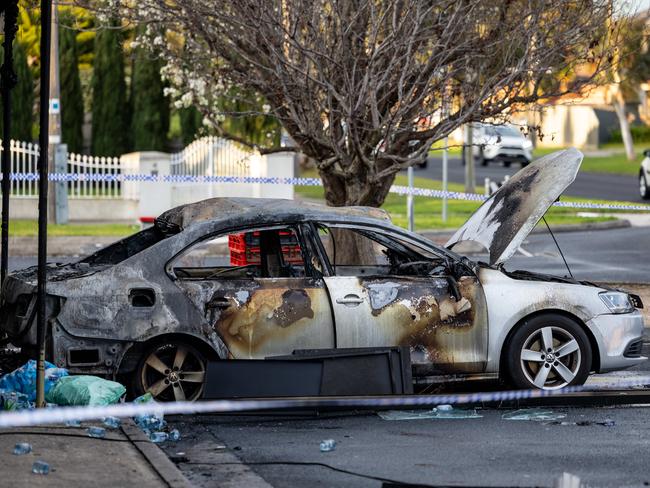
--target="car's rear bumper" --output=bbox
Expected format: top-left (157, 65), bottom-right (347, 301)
top-left (588, 311), bottom-right (647, 372)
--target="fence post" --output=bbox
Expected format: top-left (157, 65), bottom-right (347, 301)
top-left (54, 143), bottom-right (68, 223)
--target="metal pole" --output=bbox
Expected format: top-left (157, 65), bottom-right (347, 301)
top-left (35, 0), bottom-right (53, 409)
top-left (407, 165), bottom-right (414, 232)
top-left (464, 123), bottom-right (475, 194)
top-left (1, 1), bottom-right (19, 286)
top-left (442, 135), bottom-right (448, 223)
top-left (48, 0), bottom-right (61, 223)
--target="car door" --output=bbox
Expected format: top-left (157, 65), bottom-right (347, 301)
top-left (312, 223), bottom-right (488, 374)
top-left (170, 224), bottom-right (335, 359)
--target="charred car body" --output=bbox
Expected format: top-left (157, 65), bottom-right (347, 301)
top-left (0, 149), bottom-right (645, 400)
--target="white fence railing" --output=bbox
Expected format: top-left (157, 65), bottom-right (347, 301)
top-left (170, 136), bottom-right (253, 177)
top-left (1, 136), bottom-right (258, 201)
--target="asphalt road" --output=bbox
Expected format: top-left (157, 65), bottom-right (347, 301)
top-left (165, 406), bottom-right (650, 487)
top-left (500, 225), bottom-right (650, 283)
top-left (421, 156), bottom-right (643, 202)
top-left (9, 226), bottom-right (649, 282)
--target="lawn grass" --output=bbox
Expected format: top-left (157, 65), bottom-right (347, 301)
top-left (534, 146), bottom-right (641, 176)
top-left (296, 169), bottom-right (628, 231)
top-left (10, 220), bottom-right (140, 237)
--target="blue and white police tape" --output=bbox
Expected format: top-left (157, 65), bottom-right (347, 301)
top-left (1, 377), bottom-right (650, 428)
top-left (6, 171), bottom-right (650, 212)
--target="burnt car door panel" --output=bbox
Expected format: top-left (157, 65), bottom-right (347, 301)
top-left (170, 226), bottom-right (335, 359)
top-left (314, 224), bottom-right (488, 374)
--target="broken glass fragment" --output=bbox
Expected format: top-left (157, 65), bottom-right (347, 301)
top-left (87, 426), bottom-right (106, 438)
top-left (13, 442), bottom-right (32, 455)
top-left (501, 409), bottom-right (566, 422)
top-left (378, 407), bottom-right (482, 421)
top-left (32, 460), bottom-right (50, 475)
top-left (319, 439), bottom-right (336, 452)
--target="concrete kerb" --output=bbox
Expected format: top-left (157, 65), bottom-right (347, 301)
top-left (121, 418), bottom-right (193, 488)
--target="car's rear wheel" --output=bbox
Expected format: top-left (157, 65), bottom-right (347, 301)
top-left (505, 314), bottom-right (591, 390)
top-left (135, 341), bottom-right (207, 402)
top-left (640, 173), bottom-right (650, 199)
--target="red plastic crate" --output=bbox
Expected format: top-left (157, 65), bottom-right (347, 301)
top-left (229, 245), bottom-right (303, 266)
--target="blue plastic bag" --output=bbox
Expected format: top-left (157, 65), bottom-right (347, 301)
top-left (0, 360), bottom-right (68, 402)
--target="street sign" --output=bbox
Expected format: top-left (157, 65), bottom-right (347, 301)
top-left (49, 98), bottom-right (60, 114)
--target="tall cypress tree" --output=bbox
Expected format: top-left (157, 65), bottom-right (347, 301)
top-left (0, 42), bottom-right (34, 141)
top-left (179, 106), bottom-right (202, 145)
top-left (91, 23), bottom-right (128, 156)
top-left (130, 35), bottom-right (169, 151)
top-left (59, 21), bottom-right (84, 153)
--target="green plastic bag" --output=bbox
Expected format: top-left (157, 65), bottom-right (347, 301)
top-left (45, 375), bottom-right (126, 406)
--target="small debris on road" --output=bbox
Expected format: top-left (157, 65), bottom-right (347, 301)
top-left (319, 439), bottom-right (336, 452)
top-left (501, 409), bottom-right (566, 422)
top-left (87, 426), bottom-right (107, 439)
top-left (31, 460), bottom-right (50, 475)
top-left (13, 442), bottom-right (32, 455)
top-left (378, 406), bottom-right (482, 420)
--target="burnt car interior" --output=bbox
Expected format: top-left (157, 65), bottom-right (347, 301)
top-left (315, 224), bottom-right (449, 278)
top-left (170, 227), bottom-right (308, 280)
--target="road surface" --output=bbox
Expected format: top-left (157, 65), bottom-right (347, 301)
top-left (422, 155), bottom-right (643, 203)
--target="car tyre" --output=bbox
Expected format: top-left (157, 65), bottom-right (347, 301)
top-left (502, 160), bottom-right (512, 168)
top-left (134, 340), bottom-right (207, 402)
top-left (640, 173), bottom-right (650, 200)
top-left (505, 313), bottom-right (591, 390)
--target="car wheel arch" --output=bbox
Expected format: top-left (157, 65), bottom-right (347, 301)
top-left (498, 309), bottom-right (600, 379)
top-left (117, 332), bottom-right (223, 376)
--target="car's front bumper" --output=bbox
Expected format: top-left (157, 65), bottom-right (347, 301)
top-left (587, 311), bottom-right (647, 372)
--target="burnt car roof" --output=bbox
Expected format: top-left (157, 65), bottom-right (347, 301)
top-left (156, 197), bottom-right (391, 231)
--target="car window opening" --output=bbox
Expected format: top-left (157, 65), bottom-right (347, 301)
top-left (172, 227), bottom-right (307, 280)
top-left (316, 225), bottom-right (447, 278)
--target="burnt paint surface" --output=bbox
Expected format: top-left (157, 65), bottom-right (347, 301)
top-left (446, 148), bottom-right (582, 265)
top-left (325, 274), bottom-right (488, 374)
top-left (176, 278), bottom-right (334, 359)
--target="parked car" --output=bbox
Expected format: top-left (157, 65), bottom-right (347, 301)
top-left (473, 123), bottom-right (533, 167)
top-left (640, 149), bottom-right (650, 199)
top-left (0, 149), bottom-right (645, 401)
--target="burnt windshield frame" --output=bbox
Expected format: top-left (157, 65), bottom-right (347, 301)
top-left (79, 226), bottom-right (169, 265)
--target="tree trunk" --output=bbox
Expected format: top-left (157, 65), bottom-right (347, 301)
top-left (612, 91), bottom-right (635, 162)
top-left (318, 163), bottom-right (397, 265)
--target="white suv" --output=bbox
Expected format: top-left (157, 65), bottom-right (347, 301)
top-left (473, 124), bottom-right (533, 168)
top-left (640, 149), bottom-right (650, 199)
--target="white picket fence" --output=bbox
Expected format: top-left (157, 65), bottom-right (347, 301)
top-left (1, 136), bottom-right (257, 200)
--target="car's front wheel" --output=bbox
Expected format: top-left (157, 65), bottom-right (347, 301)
top-left (640, 173), bottom-right (650, 199)
top-left (505, 314), bottom-right (591, 390)
top-left (134, 340), bottom-right (207, 402)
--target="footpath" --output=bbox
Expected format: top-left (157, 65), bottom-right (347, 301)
top-left (0, 419), bottom-right (191, 487)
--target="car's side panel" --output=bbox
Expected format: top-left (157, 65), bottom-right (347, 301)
top-left (175, 277), bottom-right (335, 359)
top-left (478, 268), bottom-right (613, 374)
top-left (324, 274), bottom-right (488, 374)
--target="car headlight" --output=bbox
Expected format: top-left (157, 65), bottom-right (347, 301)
top-left (599, 291), bottom-right (635, 314)
top-left (523, 140), bottom-right (533, 149)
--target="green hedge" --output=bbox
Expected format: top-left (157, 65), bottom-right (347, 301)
top-left (609, 125), bottom-right (650, 143)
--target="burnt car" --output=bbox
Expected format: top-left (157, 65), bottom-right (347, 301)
top-left (0, 149), bottom-right (645, 401)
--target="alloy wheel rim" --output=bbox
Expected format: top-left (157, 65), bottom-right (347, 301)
top-left (520, 326), bottom-right (581, 390)
top-left (141, 344), bottom-right (206, 401)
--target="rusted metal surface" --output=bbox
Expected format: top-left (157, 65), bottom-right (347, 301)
top-left (446, 148), bottom-right (583, 265)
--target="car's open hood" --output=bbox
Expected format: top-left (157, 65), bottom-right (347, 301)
top-left (445, 148), bottom-right (583, 266)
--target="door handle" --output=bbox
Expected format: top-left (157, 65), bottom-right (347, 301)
top-left (336, 294), bottom-right (364, 306)
top-left (206, 297), bottom-right (232, 309)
